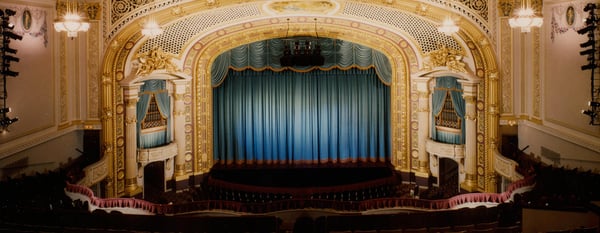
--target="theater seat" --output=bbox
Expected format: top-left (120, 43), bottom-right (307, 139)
top-left (495, 225), bottom-right (520, 233)
top-left (379, 229), bottom-right (403, 233)
top-left (429, 226), bottom-right (452, 233)
top-left (403, 227), bottom-right (428, 233)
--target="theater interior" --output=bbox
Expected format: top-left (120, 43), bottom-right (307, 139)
top-left (0, 0), bottom-right (599, 232)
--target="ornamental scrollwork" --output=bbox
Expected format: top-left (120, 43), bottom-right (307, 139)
top-left (422, 45), bottom-right (468, 73)
top-left (134, 46), bottom-right (180, 76)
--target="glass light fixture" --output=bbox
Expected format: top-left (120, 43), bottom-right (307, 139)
top-left (54, 0), bottom-right (90, 38)
top-left (437, 17), bottom-right (459, 36)
top-left (141, 19), bottom-right (163, 38)
top-left (508, 0), bottom-right (543, 33)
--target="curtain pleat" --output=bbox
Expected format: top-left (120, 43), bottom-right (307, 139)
top-left (136, 93), bottom-right (151, 148)
top-left (431, 76), bottom-right (465, 144)
top-left (137, 80), bottom-right (170, 148)
top-left (210, 38), bottom-right (392, 87)
top-left (213, 68), bottom-right (390, 165)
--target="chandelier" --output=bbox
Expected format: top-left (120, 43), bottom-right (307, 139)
top-left (54, 0), bottom-right (90, 38)
top-left (141, 19), bottom-right (163, 38)
top-left (508, 0), bottom-right (543, 33)
top-left (437, 17), bottom-right (459, 36)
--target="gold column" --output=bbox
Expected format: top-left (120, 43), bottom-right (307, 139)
top-left (101, 74), bottom-right (116, 197)
top-left (459, 80), bottom-right (480, 191)
top-left (123, 83), bottom-right (143, 195)
top-left (414, 77), bottom-right (432, 174)
top-left (486, 72), bottom-right (500, 193)
top-left (172, 79), bottom-right (189, 177)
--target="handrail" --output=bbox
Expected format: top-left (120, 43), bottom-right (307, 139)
top-left (77, 155), bottom-right (109, 187)
top-left (64, 175), bottom-right (536, 215)
top-left (493, 149), bottom-right (523, 181)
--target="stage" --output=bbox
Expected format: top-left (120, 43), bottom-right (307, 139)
top-left (207, 162), bottom-right (396, 188)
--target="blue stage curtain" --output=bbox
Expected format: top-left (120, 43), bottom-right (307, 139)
top-left (211, 38), bottom-right (392, 87)
top-left (431, 77), bottom-right (464, 144)
top-left (137, 80), bottom-right (171, 148)
top-left (213, 68), bottom-right (390, 165)
top-left (136, 91), bottom-right (151, 148)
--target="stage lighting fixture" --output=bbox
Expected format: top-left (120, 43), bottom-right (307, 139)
top-left (1, 46), bottom-right (16, 54)
top-left (2, 31), bottom-right (22, 40)
top-left (4, 9), bottom-right (16, 16)
top-left (582, 109), bottom-right (595, 116)
top-left (580, 39), bottom-right (595, 48)
top-left (580, 48), bottom-right (596, 56)
top-left (1, 70), bottom-right (18, 77)
top-left (4, 55), bottom-right (19, 62)
top-left (0, 21), bottom-right (14, 30)
top-left (0, 107), bottom-right (10, 113)
top-left (578, 25), bottom-right (597, 35)
top-left (590, 101), bottom-right (600, 107)
top-left (581, 63), bottom-right (598, 71)
top-left (583, 3), bottom-right (597, 12)
top-left (2, 55), bottom-right (19, 63)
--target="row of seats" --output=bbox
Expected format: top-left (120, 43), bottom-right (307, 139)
top-left (316, 205), bottom-right (517, 233)
top-left (1, 207), bottom-right (520, 233)
top-left (206, 184), bottom-right (398, 203)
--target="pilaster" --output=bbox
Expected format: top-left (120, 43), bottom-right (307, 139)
top-left (122, 83), bottom-right (143, 196)
top-left (459, 79), bottom-right (480, 192)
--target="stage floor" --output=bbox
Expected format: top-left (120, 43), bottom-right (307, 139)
top-left (208, 162), bottom-right (395, 188)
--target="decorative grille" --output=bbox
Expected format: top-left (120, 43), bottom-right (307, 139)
top-left (342, 2), bottom-right (462, 53)
top-left (139, 4), bottom-right (261, 54)
top-left (141, 95), bottom-right (167, 130)
top-left (435, 92), bottom-right (461, 130)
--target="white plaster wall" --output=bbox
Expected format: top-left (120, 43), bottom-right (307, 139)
top-left (519, 121), bottom-right (600, 171)
top-left (0, 130), bottom-right (83, 179)
top-left (0, 2), bottom-right (55, 144)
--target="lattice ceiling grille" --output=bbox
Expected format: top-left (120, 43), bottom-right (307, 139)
top-left (140, 4), bottom-right (261, 54)
top-left (139, 2), bottom-right (462, 55)
top-left (342, 2), bottom-right (462, 53)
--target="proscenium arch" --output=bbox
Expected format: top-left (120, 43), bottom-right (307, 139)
top-left (101, 2), bottom-right (500, 197)
top-left (183, 16), bottom-right (416, 173)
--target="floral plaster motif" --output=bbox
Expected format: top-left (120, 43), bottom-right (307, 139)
top-left (6, 6), bottom-right (48, 47)
top-left (551, 2), bottom-right (587, 42)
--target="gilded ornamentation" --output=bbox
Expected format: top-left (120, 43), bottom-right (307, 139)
top-left (134, 47), bottom-right (180, 76)
top-left (533, 28), bottom-right (541, 118)
top-left (102, 74), bottom-right (113, 85)
top-left (500, 19), bottom-right (513, 114)
top-left (125, 117), bottom-right (136, 125)
top-left (170, 6), bottom-right (186, 16)
top-left (102, 107), bottom-right (113, 120)
top-left (422, 45), bottom-right (468, 73)
top-left (111, 0), bottom-right (155, 24)
top-left (498, 0), bottom-right (513, 17)
top-left (84, 2), bottom-right (101, 20)
top-left (415, 3), bottom-right (429, 16)
top-left (59, 34), bottom-right (68, 124)
top-left (266, 1), bottom-right (336, 14)
top-left (463, 95), bottom-right (477, 103)
top-left (438, 0), bottom-right (488, 21)
top-left (88, 21), bottom-right (100, 120)
top-left (206, 0), bottom-right (217, 7)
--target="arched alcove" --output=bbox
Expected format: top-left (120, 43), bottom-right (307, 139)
top-left (100, 0), bottom-right (499, 197)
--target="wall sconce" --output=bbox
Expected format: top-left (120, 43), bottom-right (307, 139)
top-left (54, 0), bottom-right (90, 38)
